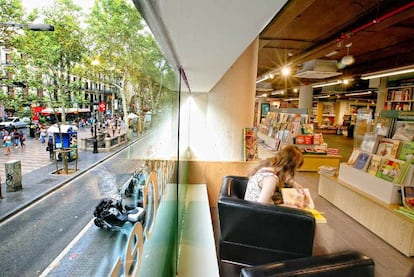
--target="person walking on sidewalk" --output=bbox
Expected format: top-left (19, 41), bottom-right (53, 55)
top-left (40, 126), bottom-right (46, 143)
top-left (47, 136), bottom-right (54, 159)
top-left (13, 128), bottom-right (21, 148)
top-left (19, 130), bottom-right (26, 148)
top-left (3, 131), bottom-right (12, 155)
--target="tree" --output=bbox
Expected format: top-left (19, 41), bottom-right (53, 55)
top-left (0, 0), bottom-right (25, 118)
top-left (0, 0), bottom-right (25, 44)
top-left (85, 0), bottom-right (176, 130)
top-left (10, 0), bottom-right (87, 123)
top-left (84, 0), bottom-right (146, 125)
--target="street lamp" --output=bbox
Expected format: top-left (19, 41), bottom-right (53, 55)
top-left (93, 101), bottom-right (99, 153)
top-left (0, 23), bottom-right (55, 31)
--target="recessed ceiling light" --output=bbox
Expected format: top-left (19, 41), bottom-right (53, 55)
top-left (325, 50), bottom-right (339, 57)
top-left (281, 66), bottom-right (291, 76)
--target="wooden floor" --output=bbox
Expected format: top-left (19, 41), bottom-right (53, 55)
top-left (211, 134), bottom-right (414, 277)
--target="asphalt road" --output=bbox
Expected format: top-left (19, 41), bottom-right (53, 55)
top-left (0, 133), bottom-right (155, 277)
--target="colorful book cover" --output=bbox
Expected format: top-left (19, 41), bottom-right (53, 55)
top-left (243, 128), bottom-right (258, 161)
top-left (392, 121), bottom-right (414, 141)
top-left (402, 165), bottom-right (414, 186)
top-left (353, 152), bottom-right (371, 170)
top-left (402, 186), bottom-right (414, 209)
top-left (281, 188), bottom-right (314, 209)
top-left (374, 117), bottom-right (393, 137)
top-left (301, 124), bottom-right (314, 134)
top-left (397, 141), bottom-right (414, 163)
top-left (304, 207), bottom-right (327, 224)
top-left (376, 138), bottom-right (401, 158)
top-left (347, 148), bottom-right (361, 165)
top-left (367, 154), bottom-right (382, 175)
top-left (360, 133), bottom-right (382, 153)
top-left (376, 158), bottom-right (406, 183)
top-left (395, 162), bottom-right (411, 184)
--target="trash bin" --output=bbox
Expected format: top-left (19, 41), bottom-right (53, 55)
top-left (29, 123), bottom-right (35, 138)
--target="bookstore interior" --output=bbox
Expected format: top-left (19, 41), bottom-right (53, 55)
top-left (245, 72), bottom-right (414, 257)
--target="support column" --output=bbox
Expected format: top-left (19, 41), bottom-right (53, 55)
top-left (298, 85), bottom-right (313, 113)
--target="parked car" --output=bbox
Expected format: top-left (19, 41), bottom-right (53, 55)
top-left (0, 117), bottom-right (28, 129)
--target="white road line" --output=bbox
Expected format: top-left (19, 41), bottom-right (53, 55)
top-left (39, 218), bottom-right (95, 277)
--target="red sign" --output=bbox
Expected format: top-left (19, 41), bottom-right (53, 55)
top-left (98, 102), bottom-right (106, 112)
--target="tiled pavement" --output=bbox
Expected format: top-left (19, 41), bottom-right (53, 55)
top-left (0, 126), bottom-right (128, 222)
top-left (0, 132), bottom-right (55, 179)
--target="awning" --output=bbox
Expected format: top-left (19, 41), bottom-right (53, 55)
top-left (47, 124), bottom-right (78, 133)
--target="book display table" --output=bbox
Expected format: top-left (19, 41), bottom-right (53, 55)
top-left (257, 137), bottom-right (341, 172)
top-left (319, 173), bottom-right (414, 257)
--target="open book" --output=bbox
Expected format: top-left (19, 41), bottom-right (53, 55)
top-left (281, 188), bottom-right (326, 223)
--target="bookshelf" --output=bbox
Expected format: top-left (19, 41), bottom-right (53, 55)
top-left (319, 111), bottom-right (414, 256)
top-left (257, 108), bottom-right (341, 171)
top-left (385, 86), bottom-right (414, 111)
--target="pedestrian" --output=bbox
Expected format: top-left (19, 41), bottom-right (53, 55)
top-left (47, 137), bottom-right (54, 159)
top-left (3, 131), bottom-right (12, 155)
top-left (13, 128), bottom-right (20, 148)
top-left (19, 130), bottom-right (26, 148)
top-left (35, 124), bottom-right (40, 140)
top-left (40, 126), bottom-right (46, 143)
top-left (0, 127), bottom-right (5, 141)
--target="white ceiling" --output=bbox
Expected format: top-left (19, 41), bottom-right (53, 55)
top-left (134, 0), bottom-right (288, 93)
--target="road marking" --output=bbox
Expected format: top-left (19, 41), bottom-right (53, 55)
top-left (39, 218), bottom-right (95, 277)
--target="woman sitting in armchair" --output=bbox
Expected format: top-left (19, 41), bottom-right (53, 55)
top-left (244, 145), bottom-right (309, 208)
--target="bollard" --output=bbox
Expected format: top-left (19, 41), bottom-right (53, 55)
top-left (0, 175), bottom-right (3, 198)
top-left (80, 138), bottom-right (87, 151)
top-left (105, 137), bottom-right (111, 149)
top-left (5, 160), bottom-right (22, 192)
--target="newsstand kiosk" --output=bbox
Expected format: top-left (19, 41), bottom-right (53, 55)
top-left (53, 125), bottom-right (78, 161)
top-left (47, 124), bottom-right (78, 174)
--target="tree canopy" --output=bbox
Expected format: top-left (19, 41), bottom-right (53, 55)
top-left (1, 0), bottom-right (177, 124)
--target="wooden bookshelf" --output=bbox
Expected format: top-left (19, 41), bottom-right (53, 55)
top-left (385, 86), bottom-right (414, 111)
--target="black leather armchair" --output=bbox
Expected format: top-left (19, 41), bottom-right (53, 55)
top-left (240, 250), bottom-right (375, 277)
top-left (218, 175), bottom-right (316, 267)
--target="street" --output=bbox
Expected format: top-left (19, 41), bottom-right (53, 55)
top-left (0, 126), bottom-right (166, 276)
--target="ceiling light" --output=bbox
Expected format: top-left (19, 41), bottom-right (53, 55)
top-left (344, 91), bottom-right (372, 96)
top-left (361, 65), bottom-right (414, 80)
top-left (256, 76), bottom-right (268, 83)
top-left (281, 66), bottom-right (291, 76)
top-left (343, 78), bottom-right (354, 84)
top-left (312, 80), bottom-right (342, 88)
top-left (341, 43), bottom-right (355, 66)
top-left (271, 90), bottom-right (284, 95)
top-left (313, 94), bottom-right (330, 99)
top-left (325, 50), bottom-right (339, 57)
top-left (283, 98), bottom-right (299, 101)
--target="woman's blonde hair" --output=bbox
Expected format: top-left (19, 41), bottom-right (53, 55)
top-left (249, 145), bottom-right (304, 188)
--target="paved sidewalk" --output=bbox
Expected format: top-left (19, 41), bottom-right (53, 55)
top-left (0, 126), bottom-right (130, 223)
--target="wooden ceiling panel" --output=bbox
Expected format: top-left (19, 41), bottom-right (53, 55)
top-left (257, 0), bottom-right (414, 96)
